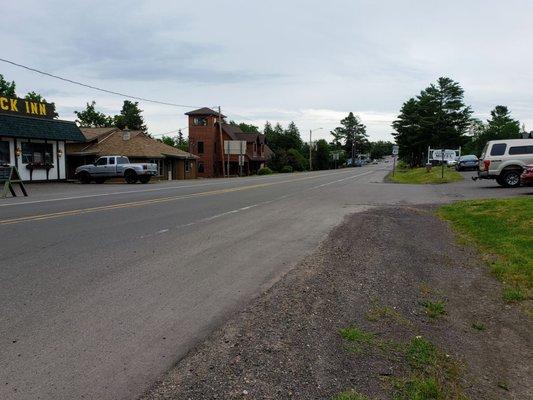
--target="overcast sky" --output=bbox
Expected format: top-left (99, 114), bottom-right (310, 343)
top-left (3, 0), bottom-right (533, 142)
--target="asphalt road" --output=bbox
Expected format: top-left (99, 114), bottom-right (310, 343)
top-left (0, 164), bottom-right (529, 400)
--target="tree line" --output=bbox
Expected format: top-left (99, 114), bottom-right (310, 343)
top-left (392, 77), bottom-right (526, 167)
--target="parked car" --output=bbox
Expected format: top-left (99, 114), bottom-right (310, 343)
top-left (446, 158), bottom-right (458, 167)
top-left (475, 139), bottom-right (533, 187)
top-left (75, 155), bottom-right (157, 184)
top-left (455, 155), bottom-right (479, 171)
top-left (521, 165), bottom-right (533, 186)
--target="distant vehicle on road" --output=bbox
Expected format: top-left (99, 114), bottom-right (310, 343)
top-left (455, 155), bottom-right (478, 171)
top-left (75, 156), bottom-right (157, 184)
top-left (520, 165), bottom-right (533, 186)
top-left (475, 139), bottom-right (533, 187)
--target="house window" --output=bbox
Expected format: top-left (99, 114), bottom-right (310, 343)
top-left (198, 162), bottom-right (204, 173)
top-left (193, 117), bottom-right (208, 126)
top-left (0, 141), bottom-right (10, 164)
top-left (21, 142), bottom-right (53, 165)
top-left (197, 141), bottom-right (204, 154)
top-left (185, 160), bottom-right (190, 172)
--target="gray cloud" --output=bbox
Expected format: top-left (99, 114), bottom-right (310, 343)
top-left (2, 0), bottom-right (532, 141)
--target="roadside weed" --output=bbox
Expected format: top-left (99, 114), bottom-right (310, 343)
top-left (497, 381), bottom-right (509, 391)
top-left (407, 337), bottom-right (437, 371)
top-left (421, 301), bottom-right (446, 318)
top-left (502, 287), bottom-right (525, 302)
top-left (331, 390), bottom-right (371, 400)
top-left (340, 327), bottom-right (375, 345)
top-left (366, 305), bottom-right (413, 328)
top-left (339, 327), bottom-right (466, 399)
top-left (471, 322), bottom-right (485, 331)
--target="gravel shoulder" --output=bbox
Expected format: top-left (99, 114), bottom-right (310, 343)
top-left (141, 206), bottom-right (531, 400)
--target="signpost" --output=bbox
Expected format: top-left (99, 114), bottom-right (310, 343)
top-left (1, 166), bottom-right (28, 198)
top-left (224, 140), bottom-right (247, 177)
top-left (427, 147), bottom-right (461, 179)
top-left (392, 145), bottom-right (399, 176)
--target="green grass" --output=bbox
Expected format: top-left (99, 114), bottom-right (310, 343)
top-left (388, 167), bottom-right (463, 184)
top-left (438, 198), bottom-right (533, 303)
top-left (421, 301), bottom-right (446, 319)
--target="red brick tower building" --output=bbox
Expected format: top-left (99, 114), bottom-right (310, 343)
top-left (186, 107), bottom-right (272, 178)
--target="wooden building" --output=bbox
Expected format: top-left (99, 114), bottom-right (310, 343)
top-left (185, 108), bottom-right (273, 177)
top-left (66, 128), bottom-right (198, 180)
top-left (0, 96), bottom-right (85, 182)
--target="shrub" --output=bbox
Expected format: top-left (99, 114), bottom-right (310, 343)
top-left (257, 167), bottom-right (273, 175)
top-left (281, 165), bottom-right (293, 173)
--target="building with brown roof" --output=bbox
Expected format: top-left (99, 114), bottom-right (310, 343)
top-left (185, 108), bottom-right (273, 177)
top-left (66, 128), bottom-right (198, 180)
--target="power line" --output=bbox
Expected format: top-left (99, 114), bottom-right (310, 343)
top-left (0, 57), bottom-right (205, 109)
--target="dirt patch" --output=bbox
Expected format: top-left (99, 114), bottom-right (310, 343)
top-left (141, 207), bottom-right (531, 400)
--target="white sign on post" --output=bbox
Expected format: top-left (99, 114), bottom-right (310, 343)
top-left (224, 140), bottom-right (247, 155)
top-left (431, 149), bottom-right (457, 162)
top-left (238, 155), bottom-right (244, 166)
top-left (392, 145), bottom-right (399, 155)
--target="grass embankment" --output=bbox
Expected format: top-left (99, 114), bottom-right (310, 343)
top-left (389, 167), bottom-right (463, 184)
top-left (438, 198), bottom-right (533, 303)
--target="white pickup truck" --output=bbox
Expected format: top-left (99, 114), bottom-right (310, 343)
top-left (75, 156), bottom-right (158, 184)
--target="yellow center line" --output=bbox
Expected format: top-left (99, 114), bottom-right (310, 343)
top-left (0, 172), bottom-right (350, 226)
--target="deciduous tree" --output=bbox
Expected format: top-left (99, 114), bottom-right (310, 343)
top-left (74, 101), bottom-right (114, 127)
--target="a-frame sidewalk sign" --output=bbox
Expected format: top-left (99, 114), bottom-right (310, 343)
top-left (1, 165), bottom-right (28, 198)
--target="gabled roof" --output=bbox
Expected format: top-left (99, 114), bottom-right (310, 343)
top-left (185, 107), bottom-right (224, 117)
top-left (67, 129), bottom-right (198, 159)
top-left (221, 124), bottom-right (265, 143)
top-left (79, 127), bottom-right (117, 141)
top-left (0, 113), bottom-right (85, 142)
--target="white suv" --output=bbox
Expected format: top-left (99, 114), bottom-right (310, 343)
top-left (476, 139), bottom-right (533, 187)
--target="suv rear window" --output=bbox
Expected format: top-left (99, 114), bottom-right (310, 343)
top-left (490, 143), bottom-right (506, 156)
top-left (508, 145), bottom-right (533, 155)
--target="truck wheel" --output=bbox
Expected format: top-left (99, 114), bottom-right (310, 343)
top-left (500, 170), bottom-right (521, 188)
top-left (139, 176), bottom-right (151, 184)
top-left (124, 170), bottom-right (138, 184)
top-left (95, 178), bottom-right (106, 184)
top-left (78, 171), bottom-right (91, 184)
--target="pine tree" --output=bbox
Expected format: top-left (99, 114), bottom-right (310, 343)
top-left (392, 77), bottom-right (472, 166)
top-left (114, 100), bottom-right (147, 132)
top-left (332, 112), bottom-right (369, 158)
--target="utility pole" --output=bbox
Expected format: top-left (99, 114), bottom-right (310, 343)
top-left (309, 129), bottom-right (312, 171)
top-left (218, 106), bottom-right (225, 177)
top-left (308, 127), bottom-right (322, 171)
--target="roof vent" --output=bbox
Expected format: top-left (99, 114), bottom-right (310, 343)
top-left (122, 129), bottom-right (131, 141)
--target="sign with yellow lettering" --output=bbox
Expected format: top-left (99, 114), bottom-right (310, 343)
top-left (0, 96), bottom-right (56, 119)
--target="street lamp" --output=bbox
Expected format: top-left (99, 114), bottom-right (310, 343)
top-left (309, 127), bottom-right (323, 171)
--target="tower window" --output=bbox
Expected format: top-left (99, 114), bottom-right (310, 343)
top-left (193, 117), bottom-right (208, 126)
top-left (197, 141), bottom-right (204, 154)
